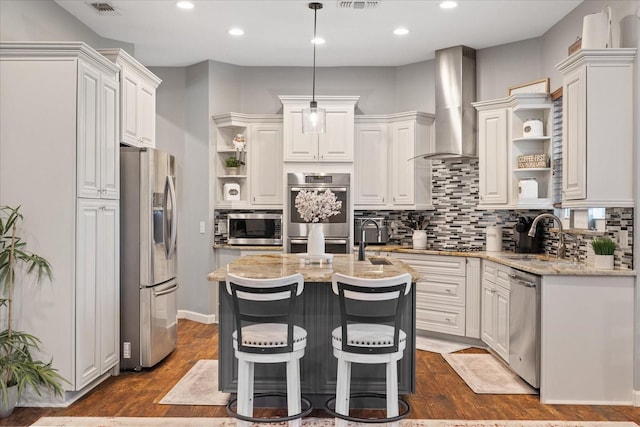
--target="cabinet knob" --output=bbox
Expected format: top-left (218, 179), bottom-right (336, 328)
top-left (445, 289), bottom-right (451, 293)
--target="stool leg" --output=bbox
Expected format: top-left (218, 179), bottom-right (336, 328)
top-left (385, 360), bottom-right (399, 417)
top-left (335, 358), bottom-right (352, 415)
top-left (286, 357), bottom-right (302, 427)
top-left (237, 358), bottom-right (255, 417)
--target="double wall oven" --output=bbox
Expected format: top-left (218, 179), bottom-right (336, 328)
top-left (287, 173), bottom-right (351, 254)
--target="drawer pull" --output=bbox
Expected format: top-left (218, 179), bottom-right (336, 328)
top-left (445, 289), bottom-right (452, 293)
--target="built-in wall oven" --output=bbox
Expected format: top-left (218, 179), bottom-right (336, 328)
top-left (287, 173), bottom-right (350, 254)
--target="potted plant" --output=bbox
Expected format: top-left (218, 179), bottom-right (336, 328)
top-left (225, 156), bottom-right (243, 175)
top-left (591, 237), bottom-right (616, 270)
top-left (0, 206), bottom-right (67, 417)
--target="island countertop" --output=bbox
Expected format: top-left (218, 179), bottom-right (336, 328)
top-left (207, 253), bottom-right (421, 282)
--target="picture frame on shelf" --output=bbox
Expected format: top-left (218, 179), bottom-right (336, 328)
top-left (508, 78), bottom-right (550, 95)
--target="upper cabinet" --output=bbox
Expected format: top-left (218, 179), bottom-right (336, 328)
top-left (354, 112), bottom-right (434, 210)
top-left (99, 49), bottom-right (162, 148)
top-left (279, 96), bottom-right (359, 162)
top-left (212, 113), bottom-right (283, 209)
top-left (473, 93), bottom-right (553, 210)
top-left (556, 49), bottom-right (635, 208)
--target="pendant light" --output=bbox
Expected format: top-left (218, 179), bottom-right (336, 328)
top-left (302, 2), bottom-right (326, 134)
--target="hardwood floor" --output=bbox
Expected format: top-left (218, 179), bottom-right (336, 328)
top-left (2, 319), bottom-right (639, 426)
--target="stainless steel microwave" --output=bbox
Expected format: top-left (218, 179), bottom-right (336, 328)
top-left (227, 213), bottom-right (282, 245)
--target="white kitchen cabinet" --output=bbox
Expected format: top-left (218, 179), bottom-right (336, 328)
top-left (354, 112), bottom-right (434, 210)
top-left (249, 122), bottom-right (283, 206)
top-left (0, 42), bottom-right (121, 404)
top-left (279, 96), bottom-right (359, 162)
top-left (212, 113), bottom-right (283, 208)
top-left (75, 199), bottom-right (119, 389)
top-left (473, 93), bottom-right (553, 210)
top-left (392, 253), bottom-right (480, 338)
top-left (76, 59), bottom-right (120, 200)
top-left (556, 49), bottom-right (635, 208)
top-left (481, 260), bottom-right (510, 361)
top-left (99, 49), bottom-right (162, 148)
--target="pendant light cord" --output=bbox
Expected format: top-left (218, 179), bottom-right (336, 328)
top-left (312, 5), bottom-right (318, 103)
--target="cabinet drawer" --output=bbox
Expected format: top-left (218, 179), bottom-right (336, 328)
top-left (483, 260), bottom-right (498, 282)
top-left (416, 275), bottom-right (465, 305)
top-left (496, 264), bottom-right (511, 290)
top-left (416, 302), bottom-right (465, 336)
top-left (396, 254), bottom-right (466, 276)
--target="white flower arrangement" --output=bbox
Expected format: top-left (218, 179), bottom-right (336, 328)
top-left (294, 189), bottom-right (342, 223)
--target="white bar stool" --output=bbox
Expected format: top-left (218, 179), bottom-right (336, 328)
top-left (325, 272), bottom-right (412, 423)
top-left (225, 273), bottom-right (312, 423)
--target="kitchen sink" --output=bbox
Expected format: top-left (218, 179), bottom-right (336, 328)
top-left (368, 257), bottom-right (393, 265)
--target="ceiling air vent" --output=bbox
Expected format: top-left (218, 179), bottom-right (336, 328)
top-left (90, 2), bottom-right (118, 14)
top-left (337, 1), bottom-right (381, 9)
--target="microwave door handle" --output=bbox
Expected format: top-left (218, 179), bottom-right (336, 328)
top-left (290, 239), bottom-right (308, 244)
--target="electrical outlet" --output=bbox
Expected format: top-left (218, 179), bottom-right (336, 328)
top-left (199, 221), bottom-right (205, 234)
top-left (618, 230), bottom-right (629, 249)
top-left (123, 342), bottom-right (131, 359)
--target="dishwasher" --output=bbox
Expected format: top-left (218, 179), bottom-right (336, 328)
top-left (508, 268), bottom-right (541, 388)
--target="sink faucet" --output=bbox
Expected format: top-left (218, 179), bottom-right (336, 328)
top-left (358, 219), bottom-right (380, 261)
top-left (528, 213), bottom-right (566, 258)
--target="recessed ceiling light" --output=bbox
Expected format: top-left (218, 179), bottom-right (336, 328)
top-left (176, 1), bottom-right (194, 10)
top-left (311, 37), bottom-right (325, 45)
top-left (393, 28), bottom-right (409, 36)
top-left (440, 1), bottom-right (458, 9)
top-left (228, 28), bottom-right (244, 36)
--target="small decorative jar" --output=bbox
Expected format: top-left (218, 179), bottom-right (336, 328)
top-left (412, 230), bottom-right (427, 250)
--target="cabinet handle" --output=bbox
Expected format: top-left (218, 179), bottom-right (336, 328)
top-left (445, 318), bottom-right (451, 322)
top-left (445, 289), bottom-right (452, 293)
top-left (382, 198), bottom-right (384, 203)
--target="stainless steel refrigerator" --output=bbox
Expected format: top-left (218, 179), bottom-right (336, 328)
top-left (120, 147), bottom-right (178, 371)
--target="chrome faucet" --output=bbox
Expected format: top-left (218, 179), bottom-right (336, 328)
top-left (528, 213), bottom-right (566, 258)
top-left (358, 219), bottom-right (380, 261)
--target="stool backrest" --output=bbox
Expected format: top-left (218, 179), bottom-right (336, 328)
top-left (226, 273), bottom-right (304, 354)
top-left (331, 272), bottom-right (412, 354)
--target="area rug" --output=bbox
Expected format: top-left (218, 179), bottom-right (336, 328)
top-left (31, 417), bottom-right (640, 427)
top-left (158, 360), bottom-right (230, 405)
top-left (415, 335), bottom-right (471, 354)
top-left (442, 353), bottom-right (537, 395)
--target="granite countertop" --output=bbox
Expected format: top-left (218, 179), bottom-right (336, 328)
top-left (207, 253), bottom-right (421, 282)
top-left (362, 245), bottom-right (636, 276)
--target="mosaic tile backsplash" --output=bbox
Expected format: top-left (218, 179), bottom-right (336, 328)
top-left (355, 159), bottom-right (633, 270)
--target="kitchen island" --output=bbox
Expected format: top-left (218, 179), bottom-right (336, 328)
top-left (208, 253), bottom-right (420, 397)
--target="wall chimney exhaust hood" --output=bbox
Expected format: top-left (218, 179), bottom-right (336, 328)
top-left (414, 45), bottom-right (477, 160)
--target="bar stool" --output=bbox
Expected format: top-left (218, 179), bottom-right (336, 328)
top-left (326, 272), bottom-right (412, 423)
top-left (225, 273), bottom-right (312, 423)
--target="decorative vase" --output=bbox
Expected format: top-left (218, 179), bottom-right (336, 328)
top-left (307, 223), bottom-right (325, 256)
top-left (594, 254), bottom-right (614, 270)
top-left (0, 385), bottom-right (18, 418)
top-left (412, 230), bottom-right (427, 250)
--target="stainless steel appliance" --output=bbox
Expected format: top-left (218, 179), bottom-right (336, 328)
top-left (120, 147), bottom-right (179, 371)
top-left (227, 213), bottom-right (282, 245)
top-left (287, 173), bottom-right (350, 254)
top-left (508, 268), bottom-right (541, 388)
top-left (353, 217), bottom-right (389, 245)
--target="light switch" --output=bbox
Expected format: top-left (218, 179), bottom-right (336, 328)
top-left (199, 221), bottom-right (206, 234)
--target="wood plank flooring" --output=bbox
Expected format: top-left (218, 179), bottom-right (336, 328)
top-left (2, 319), bottom-right (638, 426)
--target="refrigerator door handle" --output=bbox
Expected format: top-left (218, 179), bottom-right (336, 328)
top-left (154, 283), bottom-right (179, 297)
top-left (164, 175), bottom-right (178, 260)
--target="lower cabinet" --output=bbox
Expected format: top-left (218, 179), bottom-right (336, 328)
top-left (480, 260), bottom-right (510, 361)
top-left (75, 199), bottom-right (119, 388)
top-left (392, 253), bottom-right (480, 338)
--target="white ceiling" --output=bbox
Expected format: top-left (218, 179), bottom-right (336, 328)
top-left (54, 0), bottom-right (583, 67)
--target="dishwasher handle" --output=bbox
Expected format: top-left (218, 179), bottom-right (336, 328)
top-left (509, 273), bottom-right (537, 288)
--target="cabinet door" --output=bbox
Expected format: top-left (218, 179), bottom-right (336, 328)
top-left (390, 120), bottom-right (415, 205)
top-left (139, 80), bottom-right (156, 148)
top-left (481, 281), bottom-right (496, 347)
top-left (354, 124), bottom-right (388, 205)
top-left (76, 200), bottom-right (119, 388)
top-left (561, 66), bottom-right (587, 201)
top-left (283, 108), bottom-right (317, 161)
top-left (494, 286), bottom-right (510, 361)
top-left (101, 76), bottom-right (120, 199)
top-left (318, 109), bottom-right (354, 161)
top-left (120, 68), bottom-right (141, 147)
top-left (250, 123), bottom-right (283, 205)
top-left (478, 108), bottom-right (508, 205)
top-left (77, 60), bottom-right (102, 199)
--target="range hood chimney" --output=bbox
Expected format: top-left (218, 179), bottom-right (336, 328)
top-left (419, 45), bottom-right (477, 159)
